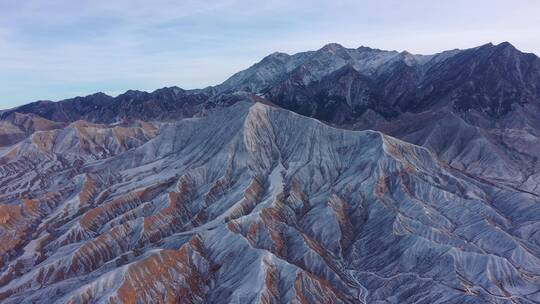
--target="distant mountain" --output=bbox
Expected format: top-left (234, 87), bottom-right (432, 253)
top-left (1, 87), bottom-right (213, 124)
top-left (220, 42), bottom-right (540, 119)
top-left (1, 43), bottom-right (540, 303)
top-left (7, 42), bottom-right (539, 123)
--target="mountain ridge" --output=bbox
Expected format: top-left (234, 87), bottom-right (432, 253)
top-left (1, 42), bottom-right (540, 303)
top-left (3, 41), bottom-right (533, 115)
top-left (2, 41), bottom-right (539, 198)
top-left (1, 102), bottom-right (539, 303)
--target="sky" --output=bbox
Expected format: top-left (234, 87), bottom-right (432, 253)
top-left (1, 0), bottom-right (539, 110)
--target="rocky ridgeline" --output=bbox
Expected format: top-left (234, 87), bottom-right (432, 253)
top-left (0, 42), bottom-right (539, 303)
top-left (0, 102), bottom-right (538, 303)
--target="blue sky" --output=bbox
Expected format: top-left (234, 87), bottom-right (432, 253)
top-left (1, 0), bottom-right (539, 109)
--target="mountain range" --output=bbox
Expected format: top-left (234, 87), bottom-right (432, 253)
top-left (0, 42), bottom-right (539, 303)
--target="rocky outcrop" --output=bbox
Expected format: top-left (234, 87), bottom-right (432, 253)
top-left (5, 43), bottom-right (540, 195)
top-left (0, 112), bottom-right (64, 147)
top-left (0, 102), bottom-right (538, 303)
top-left (1, 42), bottom-right (540, 303)
top-left (218, 42), bottom-right (540, 195)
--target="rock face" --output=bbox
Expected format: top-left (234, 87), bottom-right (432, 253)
top-left (0, 112), bottom-right (65, 147)
top-left (0, 102), bottom-right (539, 303)
top-left (220, 42), bottom-right (540, 119)
top-left (1, 42), bottom-right (540, 303)
top-left (218, 42), bottom-right (540, 194)
top-left (7, 42), bottom-right (538, 191)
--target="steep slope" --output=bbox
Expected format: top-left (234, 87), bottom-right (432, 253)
top-left (0, 112), bottom-right (65, 147)
top-left (218, 42), bottom-right (540, 194)
top-left (219, 42), bottom-right (539, 120)
top-left (0, 102), bottom-right (539, 303)
top-left (216, 51), bottom-right (315, 93)
top-left (5, 42), bottom-right (539, 194)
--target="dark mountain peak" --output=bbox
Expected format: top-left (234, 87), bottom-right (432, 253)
top-left (260, 51), bottom-right (290, 64)
top-left (118, 89), bottom-right (148, 98)
top-left (357, 45), bottom-right (375, 52)
top-left (465, 41), bottom-right (536, 67)
top-left (496, 41), bottom-right (516, 49)
top-left (400, 50), bottom-right (413, 56)
top-left (481, 42), bottom-right (495, 48)
top-left (319, 42), bottom-right (346, 52)
top-left (357, 45), bottom-right (397, 55)
top-left (28, 100), bottom-right (55, 107)
top-left (313, 43), bottom-right (353, 63)
top-left (398, 50), bottom-right (419, 66)
top-left (152, 86), bottom-right (185, 96)
top-left (123, 89), bottom-right (143, 94)
top-left (80, 92), bottom-right (112, 100)
top-left (473, 41), bottom-right (521, 57)
top-left (116, 86), bottom-right (187, 102)
top-left (492, 41), bottom-right (525, 58)
top-left (357, 45), bottom-right (372, 51)
top-left (92, 91), bottom-right (110, 97)
top-left (267, 51), bottom-right (290, 59)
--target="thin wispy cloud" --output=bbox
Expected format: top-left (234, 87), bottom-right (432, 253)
top-left (1, 0), bottom-right (539, 109)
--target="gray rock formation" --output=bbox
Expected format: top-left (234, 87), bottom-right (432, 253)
top-left (1, 42), bottom-right (540, 303)
top-left (0, 102), bottom-right (539, 303)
